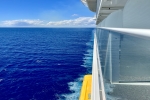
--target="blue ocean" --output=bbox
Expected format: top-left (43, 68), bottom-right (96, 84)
top-left (0, 28), bottom-right (94, 100)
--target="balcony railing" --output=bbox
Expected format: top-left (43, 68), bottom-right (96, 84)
top-left (92, 27), bottom-right (150, 100)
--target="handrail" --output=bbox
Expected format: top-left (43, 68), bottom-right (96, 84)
top-left (95, 33), bottom-right (106, 100)
top-left (91, 33), bottom-right (100, 100)
top-left (91, 33), bottom-right (106, 100)
top-left (99, 27), bottom-right (150, 39)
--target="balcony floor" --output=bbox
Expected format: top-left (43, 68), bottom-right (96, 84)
top-left (106, 84), bottom-right (150, 100)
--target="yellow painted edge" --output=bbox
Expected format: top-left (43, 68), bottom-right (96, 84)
top-left (79, 75), bottom-right (92, 100)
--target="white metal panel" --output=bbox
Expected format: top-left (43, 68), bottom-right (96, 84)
top-left (81, 0), bottom-right (97, 12)
top-left (105, 9), bottom-right (123, 27)
top-left (123, 0), bottom-right (150, 28)
top-left (98, 22), bottom-right (102, 27)
top-left (81, 0), bottom-right (88, 6)
top-left (100, 19), bottom-right (106, 27)
top-left (96, 0), bottom-right (127, 24)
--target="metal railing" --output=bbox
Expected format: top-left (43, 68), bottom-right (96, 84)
top-left (92, 27), bottom-right (150, 100)
top-left (91, 32), bottom-right (106, 100)
top-left (96, 27), bottom-right (150, 84)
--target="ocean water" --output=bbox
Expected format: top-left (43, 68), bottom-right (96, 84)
top-left (0, 28), bottom-right (94, 100)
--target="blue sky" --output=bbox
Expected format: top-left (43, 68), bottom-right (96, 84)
top-left (0, 0), bottom-right (95, 27)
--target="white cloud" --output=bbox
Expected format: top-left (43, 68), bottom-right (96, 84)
top-left (2, 19), bottom-right (43, 26)
top-left (1, 17), bottom-right (96, 27)
top-left (47, 17), bottom-right (96, 27)
top-left (72, 14), bottom-right (78, 17)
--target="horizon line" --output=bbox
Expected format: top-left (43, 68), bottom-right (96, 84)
top-left (0, 26), bottom-right (95, 28)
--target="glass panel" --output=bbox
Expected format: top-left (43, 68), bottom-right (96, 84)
top-left (120, 35), bottom-right (150, 82)
top-left (96, 29), bottom-right (109, 74)
top-left (97, 28), bottom-right (150, 83)
top-left (96, 28), bottom-right (150, 100)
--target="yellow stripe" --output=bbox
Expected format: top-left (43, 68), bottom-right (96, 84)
top-left (79, 75), bottom-right (92, 100)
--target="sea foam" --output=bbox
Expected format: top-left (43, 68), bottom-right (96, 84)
top-left (61, 31), bottom-right (94, 100)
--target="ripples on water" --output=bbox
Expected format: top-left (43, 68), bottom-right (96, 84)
top-left (0, 28), bottom-right (93, 100)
